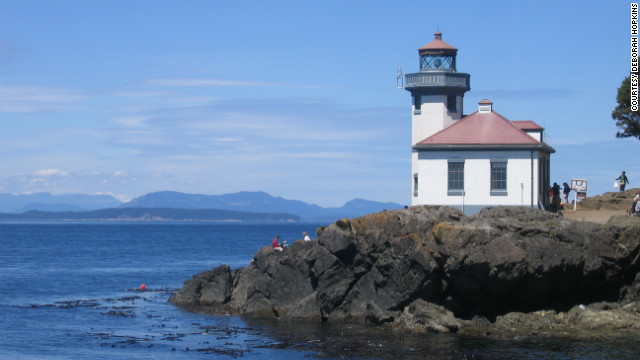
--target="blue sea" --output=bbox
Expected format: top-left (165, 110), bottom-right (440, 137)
top-left (1, 222), bottom-right (639, 359)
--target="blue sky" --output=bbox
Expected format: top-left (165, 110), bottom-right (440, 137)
top-left (0, 1), bottom-right (638, 207)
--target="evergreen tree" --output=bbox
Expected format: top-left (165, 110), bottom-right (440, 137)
top-left (612, 75), bottom-right (640, 140)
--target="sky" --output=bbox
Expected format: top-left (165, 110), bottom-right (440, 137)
top-left (0, 0), bottom-right (638, 207)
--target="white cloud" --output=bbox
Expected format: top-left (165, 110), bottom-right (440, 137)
top-left (107, 116), bottom-right (153, 127)
top-left (145, 78), bottom-right (282, 87)
top-left (151, 172), bottom-right (170, 179)
top-left (112, 129), bottom-right (170, 146)
top-left (34, 169), bottom-right (69, 177)
top-left (0, 85), bottom-right (85, 112)
top-left (0, 93), bottom-right (408, 206)
top-left (143, 77), bottom-right (331, 89)
top-left (111, 91), bottom-right (169, 98)
top-left (95, 192), bottom-right (132, 202)
top-left (211, 137), bottom-right (243, 143)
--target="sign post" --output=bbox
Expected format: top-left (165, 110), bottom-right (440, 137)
top-left (570, 178), bottom-right (588, 211)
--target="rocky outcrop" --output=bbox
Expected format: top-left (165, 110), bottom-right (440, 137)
top-left (578, 188), bottom-right (640, 210)
top-left (171, 205), bottom-right (640, 335)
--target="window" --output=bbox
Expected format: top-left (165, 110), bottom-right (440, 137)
top-left (491, 161), bottom-right (507, 195)
top-left (413, 173), bottom-right (418, 197)
top-left (447, 95), bottom-right (457, 113)
top-left (420, 56), bottom-right (429, 70)
top-left (420, 55), bottom-right (455, 70)
top-left (414, 95), bottom-right (421, 113)
top-left (448, 161), bottom-right (464, 195)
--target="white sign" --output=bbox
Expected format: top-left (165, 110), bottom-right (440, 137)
top-left (571, 179), bottom-right (587, 192)
top-left (571, 178), bottom-right (588, 211)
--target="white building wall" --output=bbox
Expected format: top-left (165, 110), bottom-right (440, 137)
top-left (413, 149), bottom-right (540, 212)
top-left (411, 151), bottom-right (419, 206)
top-left (412, 95), bottom-right (460, 145)
top-left (524, 131), bottom-right (541, 142)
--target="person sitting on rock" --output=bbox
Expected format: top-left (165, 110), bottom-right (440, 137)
top-left (303, 232), bottom-right (311, 241)
top-left (272, 235), bottom-right (283, 251)
top-left (632, 193), bottom-right (640, 217)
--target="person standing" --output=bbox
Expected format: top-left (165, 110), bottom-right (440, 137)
top-left (551, 182), bottom-right (561, 212)
top-left (562, 182), bottom-right (571, 205)
top-left (615, 171), bottom-right (629, 192)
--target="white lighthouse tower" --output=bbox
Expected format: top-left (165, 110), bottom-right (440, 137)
top-left (405, 31), bottom-right (471, 146)
top-left (405, 31), bottom-right (471, 204)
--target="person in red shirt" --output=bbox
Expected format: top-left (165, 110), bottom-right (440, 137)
top-left (272, 235), bottom-right (283, 251)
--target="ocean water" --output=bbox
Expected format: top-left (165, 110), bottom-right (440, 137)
top-left (1, 222), bottom-right (639, 360)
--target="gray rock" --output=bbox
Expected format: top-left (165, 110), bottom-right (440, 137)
top-left (390, 299), bottom-right (463, 333)
top-left (170, 205), bottom-right (640, 336)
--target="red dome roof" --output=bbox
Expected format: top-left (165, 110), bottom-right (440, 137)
top-left (418, 31), bottom-right (457, 55)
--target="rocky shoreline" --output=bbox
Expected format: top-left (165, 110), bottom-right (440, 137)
top-left (171, 205), bottom-right (640, 338)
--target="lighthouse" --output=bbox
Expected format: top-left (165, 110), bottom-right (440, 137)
top-left (404, 32), bottom-right (554, 212)
top-left (405, 31), bottom-right (470, 145)
top-left (406, 31), bottom-right (471, 204)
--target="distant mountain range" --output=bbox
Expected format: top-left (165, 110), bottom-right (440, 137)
top-left (0, 191), bottom-right (404, 221)
top-left (0, 192), bottom-right (122, 213)
top-left (0, 208), bottom-right (298, 222)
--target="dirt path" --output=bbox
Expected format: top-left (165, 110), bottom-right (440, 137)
top-left (560, 209), bottom-right (626, 224)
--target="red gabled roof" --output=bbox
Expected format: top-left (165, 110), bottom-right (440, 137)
top-left (511, 120), bottom-right (543, 131)
top-left (416, 110), bottom-right (541, 146)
